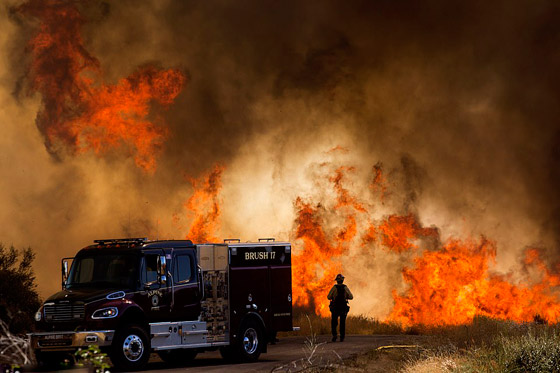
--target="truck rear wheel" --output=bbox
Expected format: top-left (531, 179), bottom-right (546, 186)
top-left (157, 349), bottom-right (197, 366)
top-left (236, 319), bottom-right (263, 362)
top-left (110, 325), bottom-right (150, 371)
top-left (219, 345), bottom-right (235, 361)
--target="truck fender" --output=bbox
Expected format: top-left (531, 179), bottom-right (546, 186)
top-left (117, 305), bottom-right (147, 329)
top-left (239, 312), bottom-right (267, 353)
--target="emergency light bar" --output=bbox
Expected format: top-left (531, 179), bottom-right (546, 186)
top-left (258, 238), bottom-right (275, 242)
top-left (93, 238), bottom-right (148, 245)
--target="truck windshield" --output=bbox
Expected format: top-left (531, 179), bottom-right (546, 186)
top-left (67, 253), bottom-right (138, 289)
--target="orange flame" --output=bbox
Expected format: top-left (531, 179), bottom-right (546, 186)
top-left (174, 152), bottom-right (560, 326)
top-left (292, 165), bottom-right (366, 316)
top-left (292, 198), bottom-right (344, 316)
top-left (18, 0), bottom-right (185, 173)
top-left (378, 214), bottom-right (438, 253)
top-left (291, 154), bottom-right (560, 325)
top-left (184, 165), bottom-right (225, 243)
top-left (389, 240), bottom-right (560, 326)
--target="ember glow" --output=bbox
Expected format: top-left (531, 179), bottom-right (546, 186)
top-left (17, 0), bottom-right (185, 173)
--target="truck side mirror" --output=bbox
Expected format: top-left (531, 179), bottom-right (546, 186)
top-left (61, 258), bottom-right (72, 290)
top-left (157, 255), bottom-right (167, 284)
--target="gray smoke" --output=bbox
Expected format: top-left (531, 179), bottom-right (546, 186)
top-left (1, 0), bottom-right (559, 309)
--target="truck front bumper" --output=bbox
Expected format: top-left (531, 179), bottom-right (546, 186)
top-left (29, 330), bottom-right (115, 351)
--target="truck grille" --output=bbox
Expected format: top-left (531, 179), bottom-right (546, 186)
top-left (44, 302), bottom-right (85, 322)
top-left (38, 339), bottom-right (73, 347)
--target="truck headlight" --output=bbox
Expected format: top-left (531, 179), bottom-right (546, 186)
top-left (34, 309), bottom-right (42, 322)
top-left (91, 307), bottom-right (118, 319)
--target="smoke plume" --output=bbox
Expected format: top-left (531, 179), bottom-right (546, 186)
top-left (1, 0), bottom-right (560, 321)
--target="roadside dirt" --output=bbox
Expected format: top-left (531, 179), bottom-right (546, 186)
top-left (143, 334), bottom-right (426, 372)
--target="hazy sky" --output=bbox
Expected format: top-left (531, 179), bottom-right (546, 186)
top-left (1, 0), bottom-right (559, 317)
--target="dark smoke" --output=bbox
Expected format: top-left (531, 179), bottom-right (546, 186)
top-left (2, 0), bottom-right (560, 299)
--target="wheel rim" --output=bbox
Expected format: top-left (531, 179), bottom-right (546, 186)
top-left (243, 327), bottom-right (258, 355)
top-left (122, 334), bottom-right (144, 362)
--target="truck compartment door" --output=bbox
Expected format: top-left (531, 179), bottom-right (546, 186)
top-left (150, 321), bottom-right (208, 349)
top-left (180, 321), bottom-right (208, 345)
top-left (150, 322), bottom-right (182, 349)
top-left (269, 266), bottom-right (293, 331)
top-left (229, 267), bottom-right (269, 331)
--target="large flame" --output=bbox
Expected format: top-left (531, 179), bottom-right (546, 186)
top-left (291, 161), bottom-right (367, 317)
top-left (17, 0), bottom-right (185, 173)
top-left (183, 164), bottom-right (225, 243)
top-left (12, 1), bottom-right (560, 327)
top-left (378, 214), bottom-right (439, 253)
top-left (389, 240), bottom-right (560, 326)
top-left (177, 155), bottom-right (560, 325)
top-left (288, 155), bottom-right (560, 325)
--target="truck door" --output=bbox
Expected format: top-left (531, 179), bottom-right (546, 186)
top-left (140, 250), bottom-right (170, 321)
top-left (170, 250), bottom-right (200, 321)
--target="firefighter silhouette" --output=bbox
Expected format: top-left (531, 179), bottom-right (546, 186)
top-left (327, 273), bottom-right (353, 342)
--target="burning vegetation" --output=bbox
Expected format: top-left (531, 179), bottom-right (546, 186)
top-left (289, 158), bottom-right (560, 326)
top-left (179, 153), bottom-right (560, 326)
top-left (7, 0), bottom-right (560, 330)
top-left (183, 164), bottom-right (225, 243)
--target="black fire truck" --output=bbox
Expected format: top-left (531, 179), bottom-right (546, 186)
top-left (29, 238), bottom-right (294, 370)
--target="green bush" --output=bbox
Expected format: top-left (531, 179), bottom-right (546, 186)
top-left (75, 345), bottom-right (111, 373)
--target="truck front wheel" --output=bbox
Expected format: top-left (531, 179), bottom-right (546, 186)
top-left (110, 325), bottom-right (150, 371)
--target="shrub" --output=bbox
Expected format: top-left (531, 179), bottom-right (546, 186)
top-left (0, 244), bottom-right (41, 334)
top-left (500, 330), bottom-right (560, 372)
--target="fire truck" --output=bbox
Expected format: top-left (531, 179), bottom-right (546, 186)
top-left (30, 238), bottom-right (294, 370)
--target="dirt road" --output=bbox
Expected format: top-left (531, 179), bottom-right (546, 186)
top-left (27, 334), bottom-right (420, 372)
top-left (143, 334), bottom-right (419, 372)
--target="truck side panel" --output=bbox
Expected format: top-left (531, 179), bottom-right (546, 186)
top-left (229, 266), bottom-right (269, 335)
top-left (228, 244), bottom-right (293, 338)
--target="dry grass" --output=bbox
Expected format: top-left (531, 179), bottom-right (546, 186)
top-left (401, 354), bottom-right (463, 373)
top-left (371, 316), bottom-right (560, 373)
top-left (273, 314), bottom-right (344, 372)
top-left (284, 314), bottom-right (560, 372)
top-left (0, 318), bottom-right (33, 366)
top-left (286, 306), bottom-right (404, 337)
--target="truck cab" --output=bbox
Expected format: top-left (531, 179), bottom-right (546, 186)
top-left (30, 238), bottom-right (293, 371)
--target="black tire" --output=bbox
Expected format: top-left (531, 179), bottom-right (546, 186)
top-left (157, 348), bottom-right (197, 366)
top-left (219, 345), bottom-right (236, 362)
top-left (110, 325), bottom-right (150, 371)
top-left (236, 319), bottom-right (263, 362)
